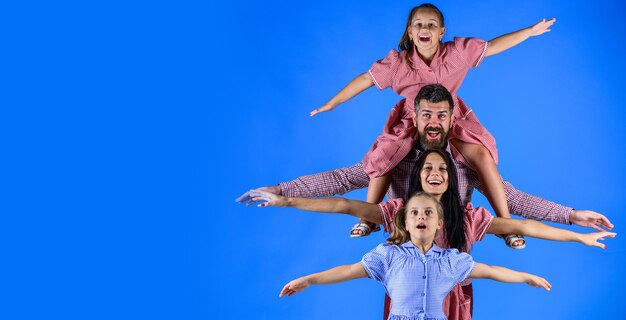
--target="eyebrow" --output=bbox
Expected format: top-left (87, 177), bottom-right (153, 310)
top-left (420, 110), bottom-right (449, 114)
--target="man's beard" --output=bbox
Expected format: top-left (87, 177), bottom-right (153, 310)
top-left (418, 126), bottom-right (447, 150)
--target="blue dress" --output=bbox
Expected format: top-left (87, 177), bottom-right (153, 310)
top-left (361, 242), bottom-right (475, 320)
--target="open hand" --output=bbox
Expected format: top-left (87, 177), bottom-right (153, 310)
top-left (530, 18), bottom-right (556, 36)
top-left (235, 185), bottom-right (281, 205)
top-left (570, 209), bottom-right (614, 232)
top-left (247, 189), bottom-right (288, 207)
top-left (581, 231), bottom-right (617, 249)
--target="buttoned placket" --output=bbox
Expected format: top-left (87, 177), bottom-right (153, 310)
top-left (420, 252), bottom-right (429, 317)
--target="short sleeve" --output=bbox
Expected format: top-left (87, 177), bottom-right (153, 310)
top-left (378, 198), bottom-right (405, 233)
top-left (453, 37), bottom-right (488, 67)
top-left (368, 49), bottom-right (402, 90)
top-left (447, 249), bottom-right (476, 284)
top-left (464, 203), bottom-right (494, 248)
top-left (361, 244), bottom-right (394, 282)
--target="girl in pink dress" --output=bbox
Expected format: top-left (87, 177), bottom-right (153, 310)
top-left (309, 4), bottom-right (555, 248)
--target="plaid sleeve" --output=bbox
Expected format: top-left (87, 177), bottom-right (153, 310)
top-left (502, 180), bottom-right (572, 224)
top-left (471, 176), bottom-right (572, 224)
top-left (279, 163), bottom-right (369, 198)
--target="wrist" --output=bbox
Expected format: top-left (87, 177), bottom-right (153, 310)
top-left (569, 208), bottom-right (576, 225)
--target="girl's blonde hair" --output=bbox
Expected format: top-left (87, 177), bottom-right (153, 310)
top-left (398, 4), bottom-right (445, 70)
top-left (386, 192), bottom-right (444, 245)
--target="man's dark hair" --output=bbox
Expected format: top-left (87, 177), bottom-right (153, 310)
top-left (414, 83), bottom-right (454, 112)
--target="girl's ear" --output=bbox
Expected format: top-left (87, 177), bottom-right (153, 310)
top-left (439, 27), bottom-right (446, 41)
top-left (437, 218), bottom-right (444, 230)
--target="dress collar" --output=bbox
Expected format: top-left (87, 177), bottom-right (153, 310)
top-left (409, 42), bottom-right (443, 69)
top-left (400, 241), bottom-right (443, 255)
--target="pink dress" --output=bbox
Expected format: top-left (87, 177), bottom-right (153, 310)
top-left (363, 37), bottom-right (498, 178)
top-left (378, 199), bottom-right (494, 320)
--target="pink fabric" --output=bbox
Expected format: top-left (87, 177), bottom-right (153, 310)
top-left (378, 200), bottom-right (494, 320)
top-left (378, 198), bottom-right (404, 233)
top-left (363, 37), bottom-right (498, 177)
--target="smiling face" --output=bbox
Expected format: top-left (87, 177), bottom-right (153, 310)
top-left (414, 99), bottom-right (453, 150)
top-left (404, 195), bottom-right (444, 245)
top-left (419, 152), bottom-right (449, 199)
top-left (407, 9), bottom-right (446, 56)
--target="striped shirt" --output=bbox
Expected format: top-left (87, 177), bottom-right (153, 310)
top-left (361, 242), bottom-right (475, 320)
top-left (279, 148), bottom-right (572, 224)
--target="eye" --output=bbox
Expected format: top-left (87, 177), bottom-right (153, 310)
top-left (425, 209), bottom-right (433, 215)
top-left (409, 210), bottom-right (418, 216)
top-left (428, 23), bottom-right (435, 28)
top-left (438, 114), bottom-right (446, 120)
top-left (422, 113), bottom-right (431, 119)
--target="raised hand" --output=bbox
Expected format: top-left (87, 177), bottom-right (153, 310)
top-left (530, 18), bottom-right (556, 36)
top-left (570, 209), bottom-right (614, 232)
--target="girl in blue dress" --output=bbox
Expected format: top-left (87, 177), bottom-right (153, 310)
top-left (278, 192), bottom-right (551, 320)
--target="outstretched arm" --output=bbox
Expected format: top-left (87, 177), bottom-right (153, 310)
top-left (239, 189), bottom-right (383, 224)
top-left (310, 73), bottom-right (374, 116)
top-left (279, 263), bottom-right (368, 297)
top-left (485, 18), bottom-right (556, 57)
top-left (488, 218), bottom-right (617, 249)
top-left (470, 263), bottom-right (551, 290)
top-left (478, 178), bottom-right (614, 231)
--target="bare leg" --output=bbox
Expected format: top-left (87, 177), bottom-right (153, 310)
top-left (350, 172), bottom-right (391, 237)
top-left (450, 139), bottom-right (525, 248)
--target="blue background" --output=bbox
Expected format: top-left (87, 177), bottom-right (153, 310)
top-left (2, 0), bottom-right (625, 319)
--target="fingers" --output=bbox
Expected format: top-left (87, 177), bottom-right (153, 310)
top-left (589, 223), bottom-right (607, 232)
top-left (540, 278), bottom-right (552, 291)
top-left (310, 105), bottom-right (333, 117)
top-left (279, 284), bottom-right (291, 297)
top-left (597, 216), bottom-right (615, 230)
top-left (591, 232), bottom-right (616, 249)
top-left (279, 283), bottom-right (299, 297)
top-left (235, 190), bottom-right (253, 203)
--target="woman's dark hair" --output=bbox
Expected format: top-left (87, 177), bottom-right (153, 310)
top-left (407, 149), bottom-right (467, 251)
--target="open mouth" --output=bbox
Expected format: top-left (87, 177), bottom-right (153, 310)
top-left (419, 35), bottom-right (431, 43)
top-left (426, 127), bottom-right (441, 138)
top-left (416, 223), bottom-right (427, 230)
top-left (427, 179), bottom-right (442, 186)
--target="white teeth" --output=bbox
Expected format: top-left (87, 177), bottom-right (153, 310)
top-left (428, 180), bottom-right (442, 185)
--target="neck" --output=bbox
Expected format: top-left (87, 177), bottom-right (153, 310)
top-left (411, 238), bottom-right (434, 254)
top-left (416, 46), bottom-right (437, 66)
top-left (432, 193), bottom-right (443, 202)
